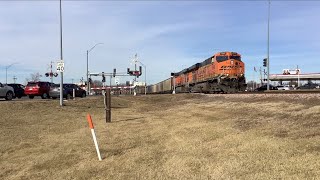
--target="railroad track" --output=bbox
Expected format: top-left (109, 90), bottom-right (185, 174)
top-left (239, 90), bottom-right (320, 94)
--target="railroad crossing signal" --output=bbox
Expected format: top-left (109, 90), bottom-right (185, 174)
top-left (263, 58), bottom-right (267, 67)
top-left (115, 77), bottom-right (120, 85)
top-left (127, 66), bottom-right (142, 77)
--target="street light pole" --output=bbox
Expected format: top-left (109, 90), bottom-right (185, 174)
top-left (5, 63), bottom-right (18, 84)
top-left (86, 43), bottom-right (103, 95)
top-left (59, 0), bottom-right (64, 106)
top-left (267, 0), bottom-right (271, 91)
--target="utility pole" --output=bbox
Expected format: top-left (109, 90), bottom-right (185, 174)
top-left (297, 65), bottom-right (300, 87)
top-left (253, 71), bottom-right (255, 90)
top-left (267, 0), bottom-right (271, 90)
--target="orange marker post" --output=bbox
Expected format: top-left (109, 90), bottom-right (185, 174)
top-left (87, 114), bottom-right (102, 161)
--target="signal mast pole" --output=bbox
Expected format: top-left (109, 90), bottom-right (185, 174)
top-left (133, 54), bottom-right (138, 96)
top-left (50, 61), bottom-right (54, 83)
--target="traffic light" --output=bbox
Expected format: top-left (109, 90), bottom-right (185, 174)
top-left (102, 72), bottom-right (105, 82)
top-left (138, 66), bottom-right (142, 77)
top-left (127, 68), bottom-right (131, 75)
top-left (263, 58), bottom-right (267, 67)
top-left (113, 68), bottom-right (116, 77)
top-left (89, 78), bottom-right (92, 83)
top-left (45, 73), bottom-right (49, 77)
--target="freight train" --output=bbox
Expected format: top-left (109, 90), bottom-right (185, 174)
top-left (140, 51), bottom-right (246, 94)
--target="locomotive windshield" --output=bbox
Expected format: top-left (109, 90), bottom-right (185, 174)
top-left (230, 56), bottom-right (241, 61)
top-left (216, 56), bottom-right (229, 62)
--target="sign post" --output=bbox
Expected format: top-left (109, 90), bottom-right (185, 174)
top-left (105, 89), bottom-right (111, 123)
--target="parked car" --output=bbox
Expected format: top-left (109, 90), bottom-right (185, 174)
top-left (24, 81), bottom-right (51, 99)
top-left (255, 84), bottom-right (278, 91)
top-left (276, 85), bottom-right (293, 90)
top-left (7, 83), bottom-right (26, 98)
top-left (49, 84), bottom-right (86, 99)
top-left (297, 83), bottom-right (320, 90)
top-left (64, 84), bottom-right (87, 98)
top-left (0, 82), bottom-right (15, 100)
top-left (49, 84), bottom-right (69, 99)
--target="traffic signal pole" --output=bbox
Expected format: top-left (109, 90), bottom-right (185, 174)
top-left (267, 0), bottom-right (270, 90)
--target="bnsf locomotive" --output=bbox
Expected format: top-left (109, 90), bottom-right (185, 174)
top-left (143, 51), bottom-right (246, 94)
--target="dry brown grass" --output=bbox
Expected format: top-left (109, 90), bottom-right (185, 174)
top-left (1, 93), bottom-right (320, 179)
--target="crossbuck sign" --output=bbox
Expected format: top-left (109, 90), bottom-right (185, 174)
top-left (56, 60), bottom-right (65, 72)
top-left (115, 78), bottom-right (120, 85)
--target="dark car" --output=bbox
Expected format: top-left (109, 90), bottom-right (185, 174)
top-left (297, 83), bottom-right (320, 90)
top-left (64, 84), bottom-right (86, 98)
top-left (255, 84), bottom-right (278, 91)
top-left (7, 83), bottom-right (26, 98)
top-left (49, 84), bottom-right (86, 99)
top-left (49, 84), bottom-right (69, 99)
top-left (24, 81), bottom-right (51, 99)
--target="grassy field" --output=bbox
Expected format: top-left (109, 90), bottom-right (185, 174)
top-left (1, 94), bottom-right (320, 179)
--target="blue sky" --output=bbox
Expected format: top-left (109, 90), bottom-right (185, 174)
top-left (0, 0), bottom-right (320, 85)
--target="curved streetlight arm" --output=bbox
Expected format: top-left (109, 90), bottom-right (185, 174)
top-left (88, 43), bottom-right (103, 53)
top-left (136, 60), bottom-right (147, 95)
top-left (6, 62), bottom-right (18, 69)
top-left (87, 43), bottom-right (103, 95)
top-left (137, 61), bottom-right (146, 68)
top-left (5, 62), bottom-right (18, 84)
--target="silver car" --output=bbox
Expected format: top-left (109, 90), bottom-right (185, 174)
top-left (0, 82), bottom-right (15, 100)
top-left (277, 85), bottom-right (293, 90)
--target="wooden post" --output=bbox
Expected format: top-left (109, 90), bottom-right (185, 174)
top-left (105, 89), bottom-right (111, 123)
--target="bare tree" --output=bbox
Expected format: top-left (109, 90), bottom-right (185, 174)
top-left (25, 72), bottom-right (42, 84)
top-left (92, 80), bottom-right (103, 87)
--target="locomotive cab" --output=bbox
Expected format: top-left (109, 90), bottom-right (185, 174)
top-left (214, 52), bottom-right (245, 78)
